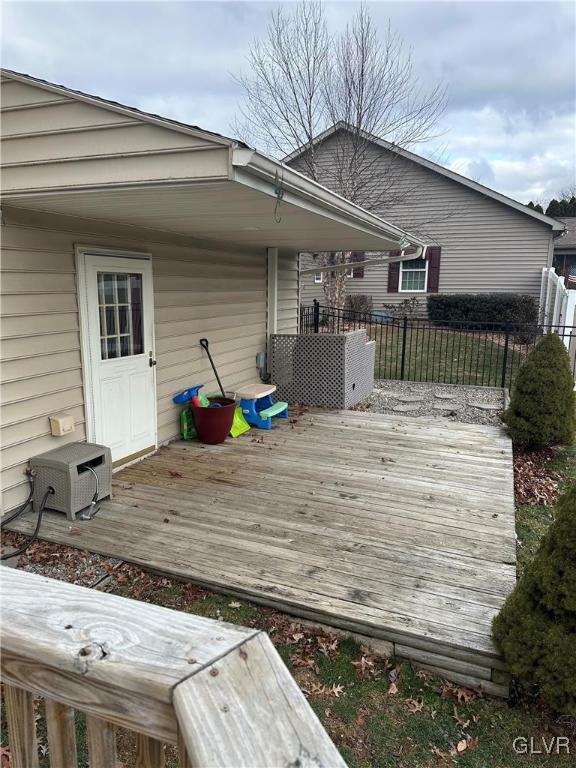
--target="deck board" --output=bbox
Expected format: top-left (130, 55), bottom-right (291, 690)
top-left (6, 409), bottom-right (516, 693)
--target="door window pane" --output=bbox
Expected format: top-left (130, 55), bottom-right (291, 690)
top-left (99, 273), bottom-right (115, 304)
top-left (98, 272), bottom-right (144, 359)
top-left (116, 274), bottom-right (129, 303)
top-left (120, 335), bottom-right (131, 357)
top-left (118, 305), bottom-right (129, 334)
top-left (105, 307), bottom-right (116, 335)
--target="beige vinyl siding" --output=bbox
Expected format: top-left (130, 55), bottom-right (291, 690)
top-left (296, 134), bottom-right (553, 310)
top-left (1, 77), bottom-right (230, 194)
top-left (277, 250), bottom-right (300, 333)
top-left (1, 208), bottom-right (267, 512)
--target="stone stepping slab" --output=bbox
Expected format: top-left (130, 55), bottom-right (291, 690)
top-left (467, 401), bottom-right (502, 411)
top-left (434, 391), bottom-right (461, 400)
top-left (432, 402), bottom-right (462, 410)
top-left (393, 395), bottom-right (425, 403)
top-left (392, 403), bottom-right (422, 413)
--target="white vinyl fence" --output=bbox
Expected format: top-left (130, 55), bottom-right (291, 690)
top-left (540, 267), bottom-right (576, 367)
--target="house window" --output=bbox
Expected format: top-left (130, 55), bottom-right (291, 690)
top-left (345, 266), bottom-right (354, 278)
top-left (399, 259), bottom-right (428, 292)
top-left (314, 271), bottom-right (323, 284)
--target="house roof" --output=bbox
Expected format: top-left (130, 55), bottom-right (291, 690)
top-left (555, 217), bottom-right (576, 250)
top-left (1, 67), bottom-right (248, 149)
top-left (284, 122), bottom-right (565, 232)
top-left (1, 70), bottom-right (427, 254)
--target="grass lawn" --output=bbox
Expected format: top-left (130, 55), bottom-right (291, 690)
top-left (369, 323), bottom-right (527, 387)
top-left (1, 447), bottom-right (574, 767)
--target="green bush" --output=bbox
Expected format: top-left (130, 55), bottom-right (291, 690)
top-left (427, 293), bottom-right (538, 328)
top-left (502, 333), bottom-right (575, 448)
top-left (492, 482), bottom-right (576, 715)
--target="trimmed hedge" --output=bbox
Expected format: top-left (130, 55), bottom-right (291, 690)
top-left (492, 482), bottom-right (576, 715)
top-left (427, 293), bottom-right (538, 328)
top-left (502, 332), bottom-right (575, 448)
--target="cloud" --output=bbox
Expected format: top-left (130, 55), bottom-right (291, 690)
top-left (435, 107), bottom-right (575, 202)
top-left (1, 0), bottom-right (574, 203)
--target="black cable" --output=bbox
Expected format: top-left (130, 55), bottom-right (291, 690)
top-left (0, 478), bottom-right (34, 529)
top-left (1, 487), bottom-right (52, 561)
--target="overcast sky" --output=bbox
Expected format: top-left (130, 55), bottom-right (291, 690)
top-left (2, 1), bottom-right (575, 205)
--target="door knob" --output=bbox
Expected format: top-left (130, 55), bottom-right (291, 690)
top-left (149, 352), bottom-right (157, 367)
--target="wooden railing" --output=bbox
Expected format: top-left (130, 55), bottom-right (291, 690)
top-left (1, 569), bottom-right (346, 767)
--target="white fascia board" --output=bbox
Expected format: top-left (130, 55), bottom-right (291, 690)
top-left (232, 148), bottom-right (426, 251)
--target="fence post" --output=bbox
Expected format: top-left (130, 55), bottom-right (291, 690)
top-left (313, 300), bottom-right (320, 334)
top-left (400, 316), bottom-right (408, 380)
top-left (501, 324), bottom-right (511, 389)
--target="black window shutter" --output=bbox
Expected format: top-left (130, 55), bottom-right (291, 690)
top-left (426, 247), bottom-right (442, 293)
top-left (387, 251), bottom-right (401, 292)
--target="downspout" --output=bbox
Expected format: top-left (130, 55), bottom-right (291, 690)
top-left (299, 245), bottom-right (427, 276)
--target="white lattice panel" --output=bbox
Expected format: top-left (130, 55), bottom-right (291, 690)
top-left (271, 331), bottom-right (374, 408)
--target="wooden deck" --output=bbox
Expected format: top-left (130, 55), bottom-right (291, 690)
top-left (8, 409), bottom-right (516, 694)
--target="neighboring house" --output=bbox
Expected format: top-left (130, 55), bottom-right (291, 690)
top-left (286, 123), bottom-right (564, 310)
top-left (0, 70), bottom-right (424, 512)
top-left (553, 217), bottom-right (576, 288)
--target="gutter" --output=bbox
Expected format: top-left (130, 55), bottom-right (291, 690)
top-left (232, 148), bottom-right (426, 254)
top-left (299, 249), bottom-right (427, 276)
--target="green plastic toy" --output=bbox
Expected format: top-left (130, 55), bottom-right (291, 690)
top-left (173, 386), bottom-right (210, 441)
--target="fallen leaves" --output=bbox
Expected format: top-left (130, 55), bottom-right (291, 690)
top-left (302, 682), bottom-right (345, 699)
top-left (456, 686), bottom-right (476, 704)
top-left (431, 745), bottom-right (451, 759)
top-left (430, 736), bottom-right (479, 760)
top-left (455, 736), bottom-right (479, 754)
top-left (289, 653), bottom-right (319, 675)
top-left (317, 637), bottom-right (339, 658)
top-left (452, 705), bottom-right (470, 728)
top-left (405, 697), bottom-right (424, 714)
top-left (439, 681), bottom-right (478, 704)
top-left (168, 470), bottom-right (183, 478)
top-left (514, 448), bottom-right (562, 506)
top-left (388, 681), bottom-right (399, 695)
top-left (355, 711), bottom-right (366, 727)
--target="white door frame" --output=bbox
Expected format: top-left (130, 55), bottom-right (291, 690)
top-left (76, 245), bottom-right (157, 457)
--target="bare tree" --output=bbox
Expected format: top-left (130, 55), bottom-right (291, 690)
top-left (234, 2), bottom-right (447, 307)
top-left (235, 2), bottom-right (330, 168)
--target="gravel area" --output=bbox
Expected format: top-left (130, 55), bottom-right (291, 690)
top-left (357, 380), bottom-right (505, 426)
top-left (0, 531), bottom-right (123, 587)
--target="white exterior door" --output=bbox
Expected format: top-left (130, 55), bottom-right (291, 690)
top-left (80, 252), bottom-right (156, 463)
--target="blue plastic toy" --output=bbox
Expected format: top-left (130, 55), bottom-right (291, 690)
top-left (238, 384), bottom-right (288, 430)
top-left (173, 385), bottom-right (207, 406)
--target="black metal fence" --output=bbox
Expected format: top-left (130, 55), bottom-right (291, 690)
top-left (300, 301), bottom-right (576, 389)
